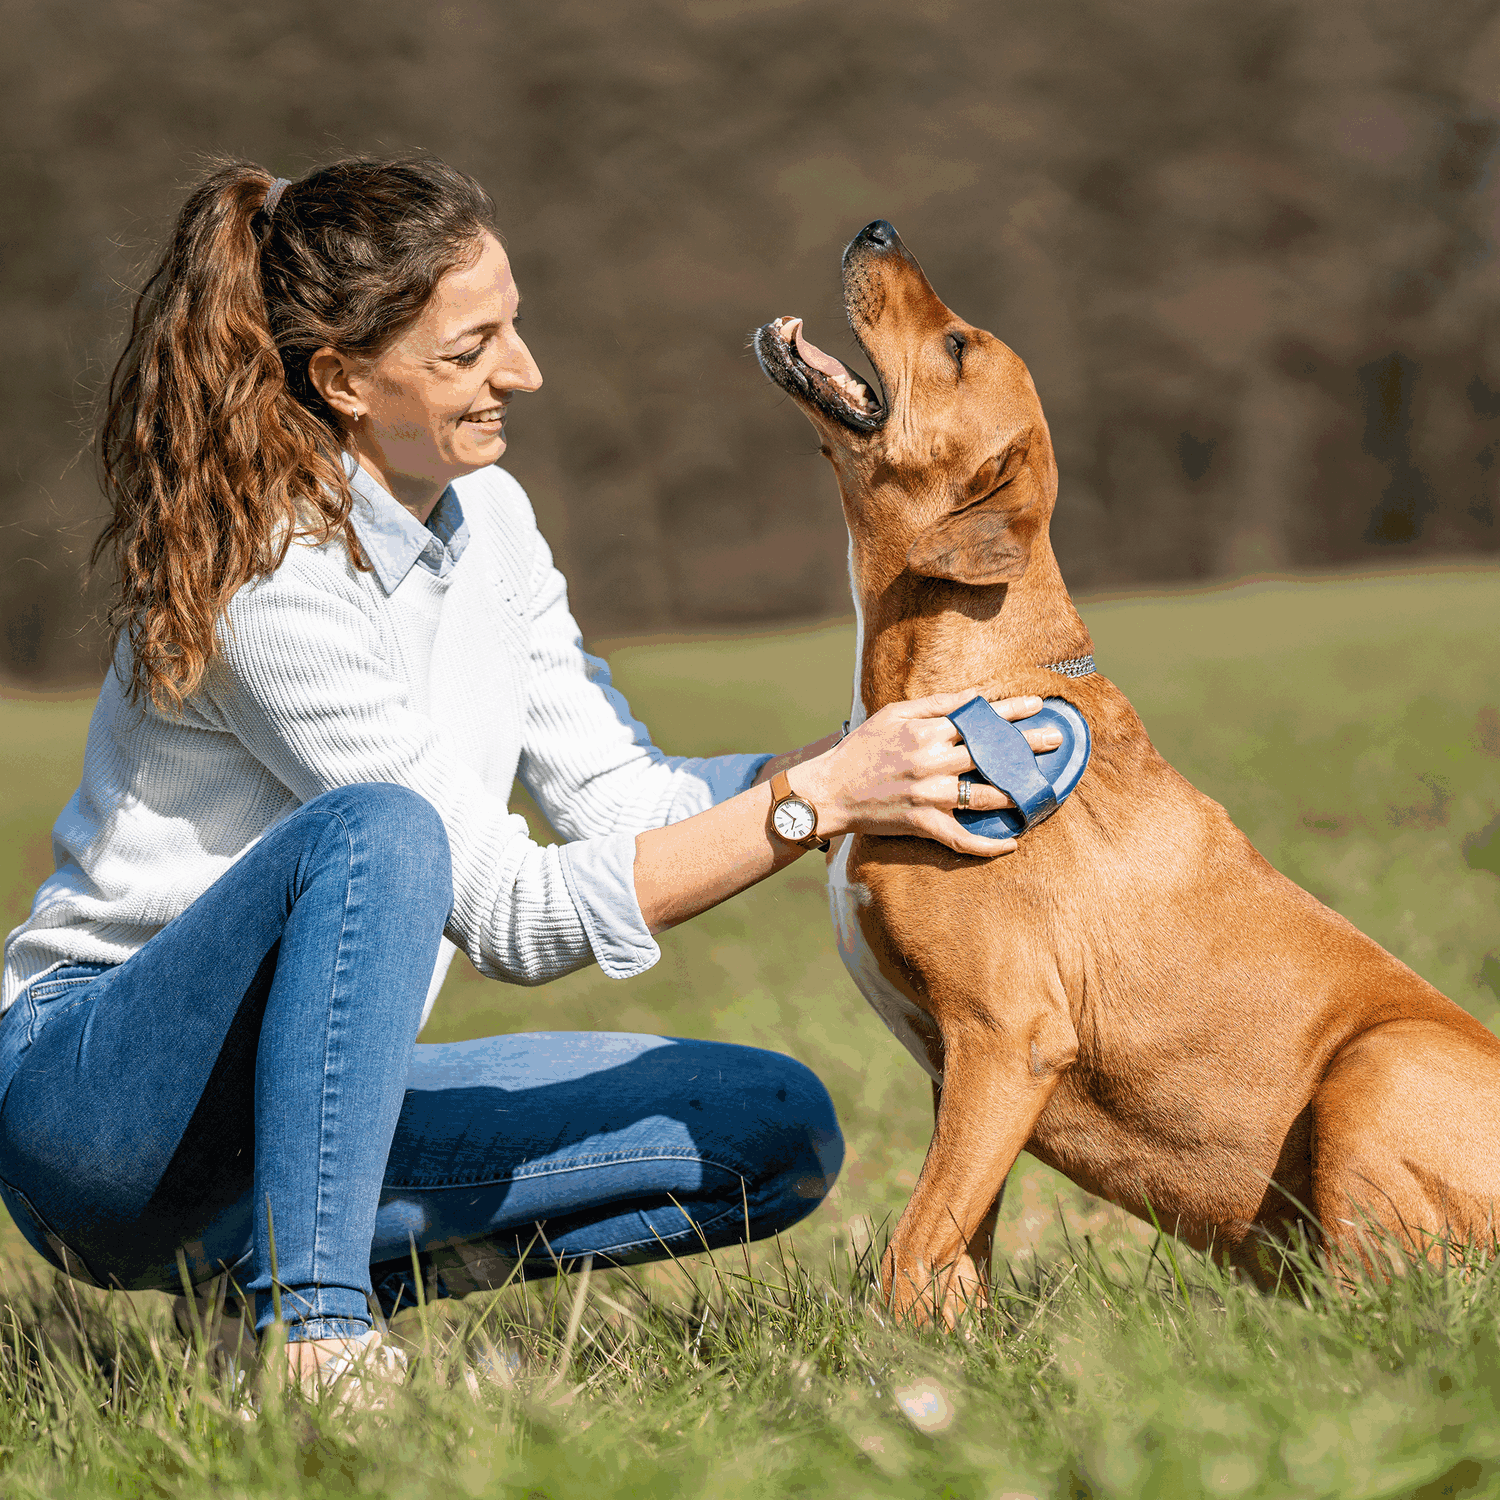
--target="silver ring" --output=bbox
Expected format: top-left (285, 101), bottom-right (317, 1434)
top-left (957, 778), bottom-right (971, 811)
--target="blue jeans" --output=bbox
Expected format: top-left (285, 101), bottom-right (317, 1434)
top-left (0, 784), bottom-right (844, 1341)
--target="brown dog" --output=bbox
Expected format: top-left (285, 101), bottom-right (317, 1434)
top-left (755, 221), bottom-right (1500, 1322)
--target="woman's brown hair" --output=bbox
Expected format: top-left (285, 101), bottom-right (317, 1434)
top-left (94, 156), bottom-right (497, 710)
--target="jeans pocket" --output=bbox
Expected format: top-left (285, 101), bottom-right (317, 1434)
top-left (22, 970), bottom-right (107, 1047)
top-left (0, 1176), bottom-right (105, 1288)
top-left (25, 979), bottom-right (94, 1005)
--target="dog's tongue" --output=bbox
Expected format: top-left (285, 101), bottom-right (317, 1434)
top-left (789, 318), bottom-right (850, 380)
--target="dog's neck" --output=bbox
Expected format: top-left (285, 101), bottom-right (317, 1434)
top-left (851, 533), bottom-right (1093, 715)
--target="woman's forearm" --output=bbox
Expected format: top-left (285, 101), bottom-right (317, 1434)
top-left (633, 777), bottom-right (804, 933)
top-left (633, 693), bottom-right (1057, 935)
top-left (636, 729), bottom-right (840, 932)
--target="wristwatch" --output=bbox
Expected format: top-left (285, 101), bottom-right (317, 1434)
top-left (769, 770), bottom-right (830, 852)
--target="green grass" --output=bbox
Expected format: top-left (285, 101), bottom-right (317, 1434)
top-left (0, 565), bottom-right (1497, 1497)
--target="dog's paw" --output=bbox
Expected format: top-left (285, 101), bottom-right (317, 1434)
top-left (882, 1247), bottom-right (991, 1329)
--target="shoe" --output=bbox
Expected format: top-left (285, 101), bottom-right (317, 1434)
top-left (293, 1329), bottom-right (409, 1411)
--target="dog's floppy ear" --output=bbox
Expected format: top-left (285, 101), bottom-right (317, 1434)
top-left (906, 441), bottom-right (1038, 586)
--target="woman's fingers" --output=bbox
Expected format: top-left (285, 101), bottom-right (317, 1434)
top-left (950, 827), bottom-right (1019, 857)
top-left (913, 808), bottom-right (1018, 858)
top-left (953, 778), bottom-right (1014, 811)
top-left (882, 690), bottom-right (1020, 722)
top-left (886, 691), bottom-right (1045, 723)
top-left (877, 693), bottom-right (1060, 753)
top-left (885, 716), bottom-right (1059, 762)
top-left (921, 733), bottom-right (1058, 782)
top-left (937, 725), bottom-right (1060, 758)
top-left (989, 694), bottom-right (1045, 722)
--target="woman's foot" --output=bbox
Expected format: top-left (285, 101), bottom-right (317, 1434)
top-left (285, 1329), bottom-right (408, 1410)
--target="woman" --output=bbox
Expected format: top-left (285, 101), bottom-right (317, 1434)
top-left (0, 157), bottom-right (1053, 1387)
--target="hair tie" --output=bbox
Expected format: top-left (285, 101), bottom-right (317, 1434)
top-left (261, 177), bottom-right (291, 220)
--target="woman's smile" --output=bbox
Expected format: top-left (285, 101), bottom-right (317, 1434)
top-left (461, 404), bottom-right (507, 431)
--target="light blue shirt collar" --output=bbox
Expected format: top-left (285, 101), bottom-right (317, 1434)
top-left (344, 458), bottom-right (470, 594)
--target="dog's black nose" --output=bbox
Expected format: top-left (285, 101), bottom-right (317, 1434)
top-left (859, 220), bottom-right (897, 247)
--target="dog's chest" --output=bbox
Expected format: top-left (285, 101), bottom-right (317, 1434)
top-left (828, 836), bottom-right (943, 1082)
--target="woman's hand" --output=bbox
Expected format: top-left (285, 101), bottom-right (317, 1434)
top-left (790, 693), bottom-right (1061, 857)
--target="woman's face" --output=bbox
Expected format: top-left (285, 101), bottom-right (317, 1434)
top-left (325, 231), bottom-right (542, 514)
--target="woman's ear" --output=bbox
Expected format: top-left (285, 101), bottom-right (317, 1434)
top-left (307, 347), bottom-right (364, 423)
top-left (906, 445), bottom-right (1038, 586)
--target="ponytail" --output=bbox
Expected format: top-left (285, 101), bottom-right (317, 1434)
top-left (94, 155), bottom-right (496, 711)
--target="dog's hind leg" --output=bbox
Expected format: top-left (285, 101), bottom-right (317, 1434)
top-left (1310, 1017), bottom-right (1500, 1276)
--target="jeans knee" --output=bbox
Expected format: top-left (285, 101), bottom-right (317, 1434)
top-left (313, 784), bottom-right (452, 912)
top-left (758, 1056), bottom-right (844, 1228)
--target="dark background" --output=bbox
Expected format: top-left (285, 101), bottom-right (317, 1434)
top-left (4, 0), bottom-right (1499, 688)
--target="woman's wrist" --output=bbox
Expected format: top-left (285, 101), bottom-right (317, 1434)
top-left (783, 750), bottom-right (849, 841)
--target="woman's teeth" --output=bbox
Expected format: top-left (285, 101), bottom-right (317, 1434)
top-left (465, 408), bottom-right (504, 423)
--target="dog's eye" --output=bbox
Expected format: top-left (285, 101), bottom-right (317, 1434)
top-left (946, 332), bottom-right (967, 369)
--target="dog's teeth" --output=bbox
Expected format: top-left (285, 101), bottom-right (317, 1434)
top-left (772, 314), bottom-right (878, 413)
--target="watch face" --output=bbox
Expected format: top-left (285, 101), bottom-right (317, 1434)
top-left (773, 798), bottom-right (816, 842)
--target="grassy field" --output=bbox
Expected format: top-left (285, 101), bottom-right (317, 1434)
top-left (0, 565), bottom-right (1497, 1497)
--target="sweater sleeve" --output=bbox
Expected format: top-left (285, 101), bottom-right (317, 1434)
top-left (199, 557), bottom-right (656, 985)
top-left (516, 527), bottom-right (773, 841)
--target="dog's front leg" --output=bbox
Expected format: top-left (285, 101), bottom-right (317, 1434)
top-left (884, 1002), bottom-right (1076, 1327)
top-left (925, 1077), bottom-right (1006, 1309)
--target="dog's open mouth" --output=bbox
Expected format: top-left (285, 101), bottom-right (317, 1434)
top-left (754, 315), bottom-right (885, 431)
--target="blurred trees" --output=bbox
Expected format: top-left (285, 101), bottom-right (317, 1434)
top-left (2, 0), bottom-right (1497, 686)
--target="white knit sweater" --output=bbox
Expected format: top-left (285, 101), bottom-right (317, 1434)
top-left (2, 463), bottom-right (771, 1019)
